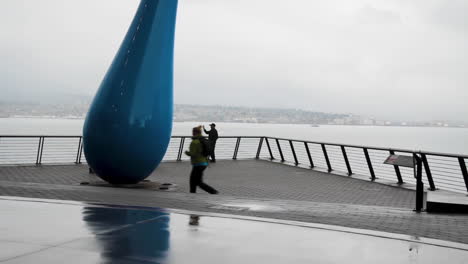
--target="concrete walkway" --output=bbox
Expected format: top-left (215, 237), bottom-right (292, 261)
top-left (0, 160), bottom-right (467, 244)
top-left (0, 160), bottom-right (415, 208)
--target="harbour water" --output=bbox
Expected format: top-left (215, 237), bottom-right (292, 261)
top-left (0, 118), bottom-right (467, 155)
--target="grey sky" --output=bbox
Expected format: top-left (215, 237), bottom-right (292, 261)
top-left (1, 0), bottom-right (467, 121)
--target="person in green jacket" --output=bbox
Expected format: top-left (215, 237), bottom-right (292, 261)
top-left (185, 126), bottom-right (218, 194)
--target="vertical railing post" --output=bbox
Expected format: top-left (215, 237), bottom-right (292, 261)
top-left (341, 146), bottom-right (352, 176)
top-left (304, 142), bottom-right (314, 168)
top-left (389, 150), bottom-right (403, 184)
top-left (78, 143), bottom-right (84, 164)
top-left (458, 157), bottom-right (468, 193)
top-left (233, 137), bottom-right (241, 160)
top-left (363, 148), bottom-right (375, 181)
top-left (414, 154), bottom-right (424, 212)
top-left (289, 140), bottom-right (298, 165)
top-left (35, 137), bottom-right (43, 165)
top-left (421, 153), bottom-right (436, 191)
top-left (255, 137), bottom-right (264, 159)
top-left (265, 138), bottom-right (274, 160)
top-left (75, 137), bottom-right (82, 164)
top-left (38, 137), bottom-right (45, 164)
top-left (276, 139), bottom-right (285, 162)
top-left (177, 137), bottom-right (185, 161)
top-left (321, 144), bottom-right (332, 172)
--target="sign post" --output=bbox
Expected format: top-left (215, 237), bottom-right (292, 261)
top-left (384, 153), bottom-right (424, 212)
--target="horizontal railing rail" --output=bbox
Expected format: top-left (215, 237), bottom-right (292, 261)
top-left (1, 135), bottom-right (467, 195)
top-left (266, 136), bottom-right (468, 159)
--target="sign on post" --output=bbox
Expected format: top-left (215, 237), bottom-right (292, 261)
top-left (383, 153), bottom-right (424, 212)
top-left (384, 154), bottom-right (414, 168)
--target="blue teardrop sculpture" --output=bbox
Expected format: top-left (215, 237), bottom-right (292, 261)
top-left (83, 0), bottom-right (178, 184)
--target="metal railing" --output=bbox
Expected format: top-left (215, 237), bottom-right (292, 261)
top-left (1, 135), bottom-right (467, 194)
top-left (260, 137), bottom-right (468, 195)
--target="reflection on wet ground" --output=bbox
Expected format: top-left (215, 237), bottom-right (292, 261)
top-left (1, 197), bottom-right (467, 264)
top-left (82, 207), bottom-right (170, 263)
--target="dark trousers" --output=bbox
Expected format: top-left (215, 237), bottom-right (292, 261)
top-left (209, 140), bottom-right (217, 161)
top-left (190, 166), bottom-right (217, 194)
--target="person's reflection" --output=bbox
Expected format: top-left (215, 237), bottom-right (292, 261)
top-left (82, 206), bottom-right (170, 263)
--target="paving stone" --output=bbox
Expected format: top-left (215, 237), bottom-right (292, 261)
top-left (0, 160), bottom-right (416, 208)
top-left (0, 160), bottom-right (467, 244)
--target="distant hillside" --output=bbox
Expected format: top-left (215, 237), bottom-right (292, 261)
top-left (174, 104), bottom-right (348, 124)
top-left (0, 96), bottom-right (350, 124)
top-left (1, 96), bottom-right (464, 127)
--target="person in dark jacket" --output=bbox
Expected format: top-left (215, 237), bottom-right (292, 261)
top-left (203, 123), bottom-right (218, 162)
top-left (185, 126), bottom-right (218, 194)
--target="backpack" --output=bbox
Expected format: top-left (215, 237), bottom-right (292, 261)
top-left (198, 137), bottom-right (212, 157)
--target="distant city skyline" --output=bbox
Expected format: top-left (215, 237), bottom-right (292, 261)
top-left (1, 98), bottom-right (466, 128)
top-left (1, 0), bottom-right (468, 122)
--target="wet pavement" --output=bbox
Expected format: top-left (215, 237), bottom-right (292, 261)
top-left (1, 161), bottom-right (468, 245)
top-left (1, 197), bottom-right (468, 264)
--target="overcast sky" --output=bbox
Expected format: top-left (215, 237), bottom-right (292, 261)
top-left (1, 0), bottom-right (467, 121)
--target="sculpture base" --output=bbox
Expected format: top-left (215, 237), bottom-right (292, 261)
top-left (80, 180), bottom-right (177, 191)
